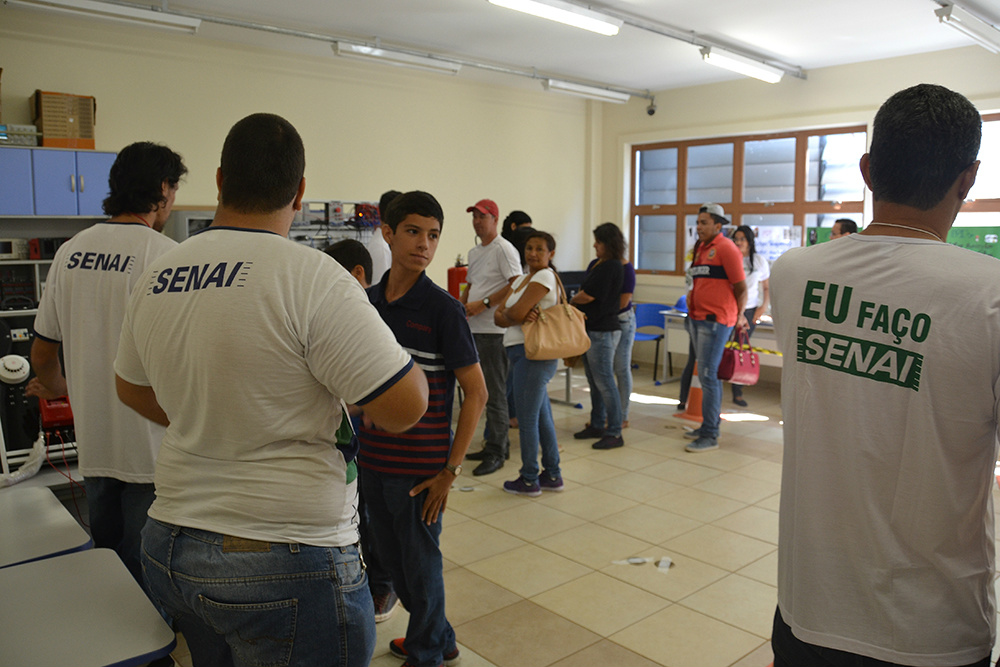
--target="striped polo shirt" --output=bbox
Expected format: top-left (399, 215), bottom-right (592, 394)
top-left (359, 271), bottom-right (479, 477)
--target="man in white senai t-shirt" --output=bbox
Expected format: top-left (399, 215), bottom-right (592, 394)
top-left (771, 85), bottom-right (996, 667)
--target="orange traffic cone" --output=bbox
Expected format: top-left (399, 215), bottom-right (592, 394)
top-left (677, 362), bottom-right (703, 423)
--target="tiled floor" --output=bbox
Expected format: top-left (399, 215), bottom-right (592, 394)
top-left (168, 364), bottom-right (783, 667)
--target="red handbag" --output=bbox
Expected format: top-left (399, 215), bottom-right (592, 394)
top-left (717, 329), bottom-right (759, 385)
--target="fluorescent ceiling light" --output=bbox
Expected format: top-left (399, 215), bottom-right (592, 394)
top-left (700, 46), bottom-right (784, 84)
top-left (488, 0), bottom-right (622, 36)
top-left (542, 79), bottom-right (630, 103)
top-left (935, 3), bottom-right (1000, 54)
top-left (333, 42), bottom-right (462, 75)
top-left (5, 0), bottom-right (200, 33)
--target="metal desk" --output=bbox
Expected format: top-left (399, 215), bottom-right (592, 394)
top-left (0, 548), bottom-right (176, 667)
top-left (658, 310), bottom-right (689, 384)
top-left (0, 485), bottom-right (92, 568)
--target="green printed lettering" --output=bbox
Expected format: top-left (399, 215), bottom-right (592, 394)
top-left (890, 308), bottom-right (911, 344)
top-left (857, 300), bottom-right (875, 328)
top-left (824, 284), bottom-right (852, 324)
top-left (911, 313), bottom-right (931, 342)
top-left (802, 281), bottom-right (824, 319)
top-left (871, 305), bottom-right (890, 334)
top-left (843, 342), bottom-right (875, 373)
top-left (795, 327), bottom-right (922, 391)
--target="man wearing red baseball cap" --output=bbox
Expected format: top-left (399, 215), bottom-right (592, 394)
top-left (461, 198), bottom-right (521, 476)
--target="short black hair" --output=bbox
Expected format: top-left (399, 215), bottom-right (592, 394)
top-left (382, 191), bottom-right (444, 232)
top-left (868, 84), bottom-right (981, 211)
top-left (593, 222), bottom-right (625, 262)
top-left (834, 218), bottom-right (858, 234)
top-left (102, 142), bottom-right (186, 217)
top-left (505, 210), bottom-right (532, 229)
top-left (325, 239), bottom-right (372, 285)
top-left (378, 190), bottom-right (402, 222)
top-left (219, 113), bottom-right (305, 214)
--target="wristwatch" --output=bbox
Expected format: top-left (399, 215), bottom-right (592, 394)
top-left (483, 297), bottom-right (492, 308)
top-left (444, 463), bottom-right (462, 476)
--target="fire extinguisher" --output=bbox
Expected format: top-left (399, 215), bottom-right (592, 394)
top-left (447, 254), bottom-right (468, 300)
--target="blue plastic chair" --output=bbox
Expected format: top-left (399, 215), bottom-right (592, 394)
top-left (634, 303), bottom-right (669, 382)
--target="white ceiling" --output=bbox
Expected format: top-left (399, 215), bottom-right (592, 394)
top-left (121, 0), bottom-right (1000, 93)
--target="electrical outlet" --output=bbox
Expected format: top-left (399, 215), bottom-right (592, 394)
top-left (10, 329), bottom-right (30, 342)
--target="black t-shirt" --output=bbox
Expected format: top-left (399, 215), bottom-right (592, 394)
top-left (579, 259), bottom-right (623, 331)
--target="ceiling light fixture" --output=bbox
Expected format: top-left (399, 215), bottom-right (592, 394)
top-left (487, 0), bottom-right (622, 37)
top-left (935, 3), bottom-right (1000, 54)
top-left (542, 79), bottom-right (630, 103)
top-left (700, 46), bottom-right (784, 84)
top-left (4, 0), bottom-right (201, 33)
top-left (333, 42), bottom-right (462, 75)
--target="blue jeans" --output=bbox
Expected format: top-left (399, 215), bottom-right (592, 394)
top-left (84, 477), bottom-right (155, 587)
top-left (359, 468), bottom-right (455, 667)
top-left (615, 309), bottom-right (636, 423)
top-left (474, 333), bottom-right (510, 458)
top-left (507, 344), bottom-right (560, 483)
top-left (141, 519), bottom-right (375, 667)
top-left (690, 318), bottom-right (734, 439)
top-left (582, 328), bottom-right (623, 437)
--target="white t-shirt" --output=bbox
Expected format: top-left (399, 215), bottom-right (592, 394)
top-left (466, 236), bottom-right (521, 334)
top-left (502, 268), bottom-right (558, 347)
top-left (743, 253), bottom-right (770, 309)
top-left (34, 222), bottom-right (176, 482)
top-left (115, 227), bottom-right (413, 547)
top-left (366, 227), bottom-right (392, 284)
top-left (770, 234), bottom-right (1000, 665)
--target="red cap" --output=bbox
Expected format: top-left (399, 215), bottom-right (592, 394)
top-left (466, 199), bottom-right (499, 218)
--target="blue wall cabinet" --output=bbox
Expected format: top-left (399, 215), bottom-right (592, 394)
top-left (0, 148), bottom-right (35, 215)
top-left (27, 148), bottom-right (115, 216)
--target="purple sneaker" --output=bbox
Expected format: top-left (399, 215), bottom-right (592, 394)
top-left (538, 472), bottom-right (564, 492)
top-left (503, 476), bottom-right (542, 497)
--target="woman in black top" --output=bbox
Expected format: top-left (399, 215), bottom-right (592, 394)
top-left (571, 223), bottom-right (625, 450)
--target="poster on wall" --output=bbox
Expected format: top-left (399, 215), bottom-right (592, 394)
top-left (754, 225), bottom-right (802, 262)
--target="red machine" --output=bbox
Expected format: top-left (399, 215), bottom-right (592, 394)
top-left (447, 256), bottom-right (468, 300)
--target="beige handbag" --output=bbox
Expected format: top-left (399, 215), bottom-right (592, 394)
top-left (522, 270), bottom-right (591, 361)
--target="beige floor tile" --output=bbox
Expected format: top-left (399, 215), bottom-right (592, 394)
top-left (680, 573), bottom-right (777, 638)
top-left (600, 545), bottom-right (728, 602)
top-left (662, 524), bottom-right (776, 572)
top-left (444, 567), bottom-right (523, 626)
top-left (729, 640), bottom-right (774, 667)
top-left (465, 543), bottom-right (591, 598)
top-left (559, 456), bottom-right (630, 485)
top-left (755, 492), bottom-right (781, 512)
top-left (591, 471), bottom-right (680, 502)
top-left (610, 604), bottom-right (763, 667)
top-left (649, 486), bottom-right (746, 523)
top-left (642, 458), bottom-right (725, 486)
top-left (439, 520), bottom-right (526, 566)
top-left (477, 499), bottom-right (586, 542)
top-left (684, 448), bottom-right (760, 472)
top-left (443, 557), bottom-right (460, 572)
top-left (712, 505), bottom-right (779, 545)
top-left (536, 522), bottom-right (655, 569)
top-left (455, 600), bottom-right (600, 667)
top-left (737, 550), bottom-right (778, 587)
top-left (597, 504), bottom-right (702, 545)
top-left (531, 571), bottom-right (670, 636)
top-left (445, 483), bottom-right (530, 519)
top-left (548, 639), bottom-right (663, 667)
top-left (694, 472), bottom-right (781, 504)
top-left (736, 459), bottom-right (783, 484)
top-left (534, 485), bottom-right (638, 520)
top-left (587, 444), bottom-right (669, 472)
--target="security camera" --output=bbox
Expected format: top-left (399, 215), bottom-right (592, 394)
top-left (646, 101), bottom-right (656, 116)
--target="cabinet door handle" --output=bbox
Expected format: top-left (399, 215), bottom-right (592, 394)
top-left (80, 175), bottom-right (84, 192)
top-left (70, 174), bottom-right (76, 193)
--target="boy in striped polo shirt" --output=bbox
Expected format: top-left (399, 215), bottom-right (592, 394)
top-left (358, 190), bottom-right (487, 667)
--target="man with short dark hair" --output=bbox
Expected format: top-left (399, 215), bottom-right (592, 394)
top-left (115, 113), bottom-right (428, 667)
top-left (326, 238), bottom-right (373, 287)
top-left (771, 84), bottom-right (993, 666)
top-left (29, 141), bottom-right (185, 587)
top-left (359, 190), bottom-right (487, 667)
top-left (829, 218), bottom-right (858, 239)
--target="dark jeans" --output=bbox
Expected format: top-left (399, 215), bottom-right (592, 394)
top-left (84, 476), bottom-right (156, 587)
top-left (678, 318), bottom-right (696, 406)
top-left (353, 415), bottom-right (393, 598)
top-left (474, 333), bottom-right (510, 458)
top-left (359, 468), bottom-right (455, 667)
top-left (772, 607), bottom-right (993, 667)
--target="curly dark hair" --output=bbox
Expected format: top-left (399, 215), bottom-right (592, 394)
top-left (102, 142), bottom-right (186, 217)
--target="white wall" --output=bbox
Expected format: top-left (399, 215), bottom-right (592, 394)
top-left (0, 9), bottom-right (593, 283)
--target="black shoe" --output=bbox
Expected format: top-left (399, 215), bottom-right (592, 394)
top-left (592, 435), bottom-right (624, 450)
top-left (574, 425), bottom-right (606, 440)
top-left (465, 449), bottom-right (489, 461)
top-left (733, 397), bottom-right (748, 407)
top-left (473, 456), bottom-right (504, 476)
top-left (675, 402), bottom-right (686, 411)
